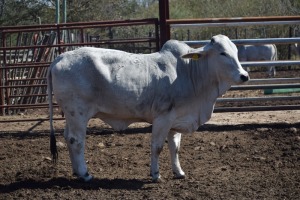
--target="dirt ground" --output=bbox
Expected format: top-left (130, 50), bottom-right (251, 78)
top-left (0, 71), bottom-right (300, 199)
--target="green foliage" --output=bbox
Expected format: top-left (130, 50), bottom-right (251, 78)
top-left (0, 0), bottom-right (50, 26)
top-left (2, 0), bottom-right (300, 26)
top-left (2, 0), bottom-right (300, 58)
top-left (135, 0), bottom-right (300, 19)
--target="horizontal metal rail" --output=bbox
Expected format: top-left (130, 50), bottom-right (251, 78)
top-left (217, 96), bottom-right (300, 102)
top-left (0, 103), bottom-right (57, 108)
top-left (214, 105), bottom-right (300, 112)
top-left (2, 82), bottom-right (298, 90)
top-left (241, 60), bottom-right (300, 67)
top-left (185, 37), bottom-right (300, 46)
top-left (0, 84), bottom-right (46, 88)
top-left (5, 62), bottom-right (51, 66)
top-left (246, 78), bottom-right (300, 84)
top-left (230, 83), bottom-right (300, 90)
top-left (1, 18), bottom-right (159, 32)
top-left (0, 38), bottom-right (157, 51)
top-left (7, 78), bottom-right (46, 82)
top-left (1, 65), bottom-right (49, 70)
top-left (171, 21), bottom-right (300, 28)
top-left (0, 117), bottom-right (64, 123)
top-left (9, 94), bottom-right (47, 98)
top-left (168, 16), bottom-right (300, 28)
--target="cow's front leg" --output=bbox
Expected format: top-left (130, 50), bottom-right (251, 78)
top-left (150, 117), bottom-right (173, 182)
top-left (64, 118), bottom-right (92, 182)
top-left (167, 131), bottom-right (185, 179)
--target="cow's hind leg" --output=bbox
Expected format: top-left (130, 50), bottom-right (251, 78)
top-left (167, 131), bottom-right (185, 179)
top-left (267, 66), bottom-right (276, 77)
top-left (63, 112), bottom-right (92, 182)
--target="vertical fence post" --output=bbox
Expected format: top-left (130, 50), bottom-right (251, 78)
top-left (159, 0), bottom-right (170, 48)
top-left (154, 18), bottom-right (160, 52)
top-left (55, 0), bottom-right (60, 24)
top-left (57, 25), bottom-right (61, 54)
top-left (0, 31), bottom-right (6, 115)
top-left (80, 28), bottom-right (84, 44)
top-left (288, 26), bottom-right (293, 70)
top-left (4, 50), bottom-right (9, 115)
top-left (149, 31), bottom-right (152, 53)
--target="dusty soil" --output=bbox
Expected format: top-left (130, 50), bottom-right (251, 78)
top-left (0, 70), bottom-right (300, 200)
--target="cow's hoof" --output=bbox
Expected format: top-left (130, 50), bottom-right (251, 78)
top-left (74, 172), bottom-right (93, 182)
top-left (151, 171), bottom-right (162, 183)
top-left (81, 174), bottom-right (93, 182)
top-left (173, 171), bottom-right (185, 179)
top-left (173, 174), bottom-right (186, 179)
top-left (152, 177), bottom-right (163, 183)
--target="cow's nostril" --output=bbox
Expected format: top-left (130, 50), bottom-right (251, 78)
top-left (240, 74), bottom-right (249, 82)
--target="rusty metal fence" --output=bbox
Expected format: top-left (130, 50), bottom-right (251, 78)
top-left (0, 18), bottom-right (159, 116)
top-left (1, 15), bottom-right (300, 121)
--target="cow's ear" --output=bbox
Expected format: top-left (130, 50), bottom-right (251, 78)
top-left (181, 53), bottom-right (202, 60)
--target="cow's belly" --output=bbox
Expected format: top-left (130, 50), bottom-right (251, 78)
top-left (94, 111), bottom-right (149, 131)
top-left (101, 118), bottom-right (136, 131)
top-left (171, 115), bottom-right (199, 134)
top-left (97, 113), bottom-right (199, 134)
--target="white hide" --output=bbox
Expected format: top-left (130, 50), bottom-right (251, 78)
top-left (238, 44), bottom-right (277, 77)
top-left (48, 34), bottom-right (249, 182)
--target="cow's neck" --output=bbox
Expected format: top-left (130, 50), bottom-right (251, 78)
top-left (187, 59), bottom-right (231, 124)
top-left (187, 59), bottom-right (230, 97)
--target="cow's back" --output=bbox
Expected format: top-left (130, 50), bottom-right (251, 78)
top-left (238, 44), bottom-right (276, 61)
top-left (49, 43), bottom-right (192, 124)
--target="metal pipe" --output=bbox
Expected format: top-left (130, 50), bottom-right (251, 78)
top-left (63, 0), bottom-right (67, 23)
top-left (217, 96), bottom-right (300, 102)
top-left (246, 78), bottom-right (300, 84)
top-left (214, 105), bottom-right (300, 113)
top-left (0, 117), bottom-right (64, 123)
top-left (0, 38), bottom-right (157, 51)
top-left (241, 60), bottom-right (300, 67)
top-left (230, 83), bottom-right (300, 90)
top-left (171, 21), bottom-right (300, 28)
top-left (0, 18), bottom-right (159, 32)
top-left (167, 16), bottom-right (300, 25)
top-left (55, 0), bottom-right (60, 24)
top-left (185, 38), bottom-right (300, 46)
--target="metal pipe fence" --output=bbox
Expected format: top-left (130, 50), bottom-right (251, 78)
top-left (0, 18), bottom-right (160, 116)
top-left (1, 15), bottom-right (300, 122)
top-left (169, 16), bottom-right (300, 113)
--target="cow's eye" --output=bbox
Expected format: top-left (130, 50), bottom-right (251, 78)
top-left (220, 52), bottom-right (227, 56)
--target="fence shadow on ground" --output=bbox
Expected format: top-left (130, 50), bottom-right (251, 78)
top-left (0, 177), bottom-right (150, 193)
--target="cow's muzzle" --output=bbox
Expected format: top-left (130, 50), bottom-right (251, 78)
top-left (240, 74), bottom-right (250, 82)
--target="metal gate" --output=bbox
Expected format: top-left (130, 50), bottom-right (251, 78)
top-left (0, 18), bottom-right (159, 116)
top-left (169, 16), bottom-right (300, 112)
top-left (1, 16), bottom-right (300, 122)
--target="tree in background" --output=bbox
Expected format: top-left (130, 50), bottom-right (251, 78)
top-left (2, 0), bottom-right (300, 26)
top-left (0, 0), bottom-right (51, 26)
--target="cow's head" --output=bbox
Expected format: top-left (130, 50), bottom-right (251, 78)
top-left (182, 34), bottom-right (249, 85)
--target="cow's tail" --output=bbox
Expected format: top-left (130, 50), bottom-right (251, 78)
top-left (47, 65), bottom-right (58, 163)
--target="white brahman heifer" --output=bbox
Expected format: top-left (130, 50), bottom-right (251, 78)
top-left (238, 44), bottom-right (277, 77)
top-left (47, 34), bottom-right (249, 182)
